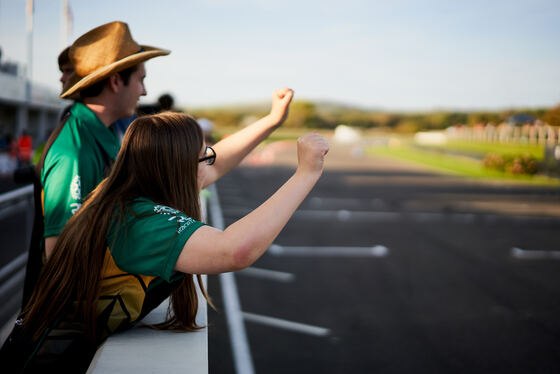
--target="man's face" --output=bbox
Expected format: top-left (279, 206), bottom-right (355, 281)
top-left (59, 63), bottom-right (74, 89)
top-left (118, 63), bottom-right (147, 117)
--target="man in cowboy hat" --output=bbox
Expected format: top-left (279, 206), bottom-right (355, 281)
top-left (42, 21), bottom-right (169, 256)
top-left (22, 21), bottom-right (170, 305)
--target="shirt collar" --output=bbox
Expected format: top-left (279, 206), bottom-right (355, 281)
top-left (71, 102), bottom-right (120, 159)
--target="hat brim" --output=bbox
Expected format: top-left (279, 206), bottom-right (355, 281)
top-left (60, 45), bottom-right (170, 99)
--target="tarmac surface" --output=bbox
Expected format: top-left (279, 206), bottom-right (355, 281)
top-left (208, 141), bottom-right (560, 374)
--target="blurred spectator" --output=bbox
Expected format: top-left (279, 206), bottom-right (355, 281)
top-left (197, 117), bottom-right (215, 145)
top-left (113, 115), bottom-right (137, 141)
top-left (158, 93), bottom-right (174, 111)
top-left (8, 134), bottom-right (18, 162)
top-left (0, 133), bottom-right (7, 150)
top-left (138, 93), bottom-right (176, 115)
top-left (0, 134), bottom-right (18, 177)
top-left (17, 131), bottom-right (33, 165)
top-left (58, 47), bottom-right (74, 92)
top-left (58, 47), bottom-right (78, 121)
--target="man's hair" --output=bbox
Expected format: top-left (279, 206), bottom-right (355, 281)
top-left (58, 47), bottom-right (71, 69)
top-left (79, 64), bottom-right (139, 99)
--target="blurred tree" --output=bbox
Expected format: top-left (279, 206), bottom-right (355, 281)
top-left (376, 113), bottom-right (401, 128)
top-left (467, 112), bottom-right (501, 125)
top-left (441, 112), bottom-right (468, 128)
top-left (394, 119), bottom-right (420, 133)
top-left (190, 101), bottom-right (555, 132)
top-left (304, 115), bottom-right (331, 128)
top-left (337, 112), bottom-right (378, 128)
top-left (283, 101), bottom-right (316, 128)
top-left (543, 105), bottom-right (560, 126)
top-left (191, 109), bottom-right (245, 128)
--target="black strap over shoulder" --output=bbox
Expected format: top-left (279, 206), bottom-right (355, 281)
top-left (21, 112), bottom-right (71, 309)
top-left (21, 111), bottom-right (114, 308)
top-left (11, 110), bottom-right (118, 371)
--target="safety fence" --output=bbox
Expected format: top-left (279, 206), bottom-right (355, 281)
top-left (0, 184), bottom-right (33, 329)
top-left (446, 124), bottom-right (560, 146)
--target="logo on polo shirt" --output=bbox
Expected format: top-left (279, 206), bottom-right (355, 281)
top-left (70, 175), bottom-right (82, 200)
top-left (69, 175), bottom-right (83, 215)
top-left (153, 205), bottom-right (196, 234)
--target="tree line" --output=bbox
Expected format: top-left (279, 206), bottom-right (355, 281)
top-left (191, 101), bottom-right (560, 132)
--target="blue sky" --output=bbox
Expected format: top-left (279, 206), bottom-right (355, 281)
top-left (1, 0), bottom-right (559, 111)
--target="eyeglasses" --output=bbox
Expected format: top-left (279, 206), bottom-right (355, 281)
top-left (198, 146), bottom-right (216, 165)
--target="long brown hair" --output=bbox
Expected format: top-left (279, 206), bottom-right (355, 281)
top-left (22, 112), bottom-right (211, 341)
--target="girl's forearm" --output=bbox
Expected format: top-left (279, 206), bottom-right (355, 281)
top-left (221, 168), bottom-right (320, 269)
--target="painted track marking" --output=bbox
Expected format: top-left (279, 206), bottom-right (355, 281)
top-left (242, 312), bottom-right (331, 337)
top-left (268, 244), bottom-right (389, 257)
top-left (510, 247), bottom-right (560, 260)
top-left (237, 267), bottom-right (295, 282)
top-left (208, 184), bottom-right (255, 374)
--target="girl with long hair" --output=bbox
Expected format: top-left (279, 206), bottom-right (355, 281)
top-left (1, 88), bottom-right (329, 372)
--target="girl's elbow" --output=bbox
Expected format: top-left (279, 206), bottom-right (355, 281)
top-left (230, 242), bottom-right (257, 271)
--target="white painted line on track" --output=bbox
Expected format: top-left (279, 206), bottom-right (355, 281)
top-left (268, 244), bottom-right (389, 257)
top-left (242, 312), bottom-right (331, 337)
top-left (510, 247), bottom-right (560, 260)
top-left (294, 210), bottom-right (479, 223)
top-left (224, 207), bottom-right (560, 224)
top-left (237, 267), bottom-right (295, 283)
top-left (224, 208), bottom-right (480, 223)
top-left (208, 184), bottom-right (255, 374)
top-left (309, 196), bottom-right (388, 209)
top-left (296, 209), bottom-right (401, 222)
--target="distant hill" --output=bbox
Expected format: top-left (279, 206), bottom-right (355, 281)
top-left (186, 99), bottom-right (556, 132)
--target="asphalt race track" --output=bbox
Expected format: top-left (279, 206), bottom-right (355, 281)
top-left (208, 143), bottom-right (560, 374)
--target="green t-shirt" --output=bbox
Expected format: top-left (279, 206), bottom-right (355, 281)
top-left (107, 198), bottom-right (205, 282)
top-left (42, 102), bottom-right (120, 237)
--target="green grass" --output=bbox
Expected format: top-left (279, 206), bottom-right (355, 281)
top-left (427, 140), bottom-right (545, 160)
top-left (367, 144), bottom-right (560, 186)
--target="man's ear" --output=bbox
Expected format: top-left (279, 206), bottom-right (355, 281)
top-left (108, 74), bottom-right (122, 93)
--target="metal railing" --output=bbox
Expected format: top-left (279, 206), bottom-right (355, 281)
top-left (0, 184), bottom-right (34, 334)
top-left (0, 184), bottom-right (34, 205)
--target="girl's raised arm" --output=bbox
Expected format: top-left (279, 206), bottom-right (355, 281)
top-left (175, 132), bottom-right (328, 274)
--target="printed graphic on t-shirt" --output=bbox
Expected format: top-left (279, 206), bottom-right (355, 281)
top-left (153, 205), bottom-right (196, 234)
top-left (70, 175), bottom-right (82, 200)
top-left (70, 175), bottom-right (82, 214)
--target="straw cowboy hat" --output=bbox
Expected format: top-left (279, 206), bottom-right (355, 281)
top-left (61, 21), bottom-right (170, 98)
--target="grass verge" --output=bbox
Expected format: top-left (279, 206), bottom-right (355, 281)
top-left (367, 144), bottom-right (560, 186)
top-left (427, 140), bottom-right (545, 160)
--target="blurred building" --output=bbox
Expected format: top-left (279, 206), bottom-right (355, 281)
top-left (0, 52), bottom-right (65, 145)
top-left (507, 113), bottom-right (536, 126)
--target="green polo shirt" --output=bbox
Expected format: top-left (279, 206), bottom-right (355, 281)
top-left (42, 102), bottom-right (120, 238)
top-left (107, 198), bottom-right (205, 282)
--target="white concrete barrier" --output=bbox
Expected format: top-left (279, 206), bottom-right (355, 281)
top-left (87, 280), bottom-right (208, 374)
